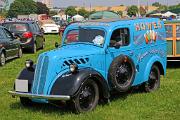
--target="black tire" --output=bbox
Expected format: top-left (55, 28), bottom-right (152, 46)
top-left (108, 55), bottom-right (135, 92)
top-left (0, 52), bottom-right (6, 66)
top-left (20, 97), bottom-right (33, 106)
top-left (32, 43), bottom-right (37, 53)
top-left (18, 47), bottom-right (23, 58)
top-left (41, 40), bottom-right (45, 49)
top-left (70, 79), bottom-right (99, 113)
top-left (144, 65), bottom-right (160, 92)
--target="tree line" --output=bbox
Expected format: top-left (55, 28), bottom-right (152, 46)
top-left (1, 0), bottom-right (180, 18)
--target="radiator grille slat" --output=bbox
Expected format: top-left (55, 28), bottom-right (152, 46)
top-left (32, 56), bottom-right (49, 94)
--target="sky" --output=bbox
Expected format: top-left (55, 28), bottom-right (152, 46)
top-left (53, 0), bottom-right (180, 7)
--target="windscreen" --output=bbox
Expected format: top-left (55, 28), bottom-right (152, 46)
top-left (3, 23), bottom-right (28, 33)
top-left (64, 28), bottom-right (105, 46)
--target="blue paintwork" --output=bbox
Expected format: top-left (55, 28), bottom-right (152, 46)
top-left (31, 18), bottom-right (167, 102)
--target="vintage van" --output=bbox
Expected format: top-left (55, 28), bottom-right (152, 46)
top-left (9, 18), bottom-right (167, 113)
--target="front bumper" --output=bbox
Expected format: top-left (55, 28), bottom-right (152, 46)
top-left (8, 91), bottom-right (70, 101)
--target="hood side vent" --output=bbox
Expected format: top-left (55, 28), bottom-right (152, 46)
top-left (63, 57), bottom-right (89, 67)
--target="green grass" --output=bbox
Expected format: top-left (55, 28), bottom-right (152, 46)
top-left (0, 35), bottom-right (179, 120)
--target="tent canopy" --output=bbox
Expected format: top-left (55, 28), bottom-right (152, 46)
top-left (163, 11), bottom-right (177, 17)
top-left (89, 11), bottom-right (120, 20)
top-left (72, 14), bottom-right (84, 21)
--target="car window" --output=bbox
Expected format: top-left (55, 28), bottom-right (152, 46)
top-left (3, 23), bottom-right (28, 33)
top-left (3, 29), bottom-right (13, 39)
top-left (64, 28), bottom-right (105, 46)
top-left (165, 25), bottom-right (173, 38)
top-left (176, 25), bottom-right (180, 38)
top-left (0, 28), bottom-right (5, 39)
top-left (31, 23), bottom-right (40, 32)
top-left (110, 28), bottom-right (130, 47)
top-left (30, 23), bottom-right (36, 33)
top-left (34, 23), bottom-right (41, 32)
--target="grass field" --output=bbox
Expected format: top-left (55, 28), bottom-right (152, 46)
top-left (0, 35), bottom-right (179, 120)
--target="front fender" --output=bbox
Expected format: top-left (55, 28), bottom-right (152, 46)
top-left (50, 68), bottom-right (110, 99)
top-left (16, 66), bottom-right (35, 92)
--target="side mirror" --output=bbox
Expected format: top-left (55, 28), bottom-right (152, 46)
top-left (55, 42), bottom-right (59, 48)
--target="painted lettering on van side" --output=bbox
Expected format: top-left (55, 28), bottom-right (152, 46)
top-left (135, 21), bottom-right (162, 31)
top-left (137, 49), bottom-right (166, 62)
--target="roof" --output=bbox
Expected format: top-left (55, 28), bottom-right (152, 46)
top-left (69, 18), bottom-right (160, 29)
top-left (2, 21), bottom-right (35, 24)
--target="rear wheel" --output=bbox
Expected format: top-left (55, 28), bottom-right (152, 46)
top-left (32, 43), bottom-right (36, 53)
top-left (18, 47), bottom-right (23, 58)
top-left (144, 65), bottom-right (160, 92)
top-left (0, 52), bottom-right (6, 66)
top-left (70, 79), bottom-right (99, 113)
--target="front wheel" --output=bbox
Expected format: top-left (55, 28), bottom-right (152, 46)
top-left (70, 79), bottom-right (99, 113)
top-left (144, 65), bottom-right (160, 92)
top-left (20, 97), bottom-right (33, 106)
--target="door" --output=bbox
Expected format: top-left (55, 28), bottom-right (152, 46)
top-left (3, 28), bottom-right (19, 57)
top-left (105, 27), bottom-right (136, 82)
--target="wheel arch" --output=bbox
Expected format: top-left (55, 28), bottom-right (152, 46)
top-left (50, 69), bottom-right (110, 100)
top-left (143, 56), bottom-right (166, 82)
top-left (0, 48), bottom-right (6, 57)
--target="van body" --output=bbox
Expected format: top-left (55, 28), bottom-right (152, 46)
top-left (9, 18), bottom-right (167, 113)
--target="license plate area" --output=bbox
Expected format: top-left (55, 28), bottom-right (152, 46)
top-left (15, 79), bottom-right (28, 92)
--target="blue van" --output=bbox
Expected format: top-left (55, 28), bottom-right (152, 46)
top-left (9, 18), bottom-right (167, 113)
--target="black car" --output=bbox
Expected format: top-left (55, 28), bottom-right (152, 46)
top-left (2, 21), bottom-right (45, 53)
top-left (0, 26), bottom-right (22, 66)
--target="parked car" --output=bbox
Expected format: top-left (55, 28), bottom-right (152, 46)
top-left (2, 21), bottom-right (45, 53)
top-left (0, 26), bottom-right (22, 66)
top-left (9, 18), bottom-right (167, 113)
top-left (41, 23), bottom-right (60, 34)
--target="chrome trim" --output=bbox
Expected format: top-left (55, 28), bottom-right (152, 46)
top-left (8, 91), bottom-right (70, 101)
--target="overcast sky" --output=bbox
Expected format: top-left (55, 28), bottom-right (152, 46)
top-left (53, 0), bottom-right (180, 7)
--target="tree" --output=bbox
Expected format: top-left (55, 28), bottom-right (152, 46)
top-left (49, 10), bottom-right (57, 16)
top-left (89, 9), bottom-right (96, 15)
top-left (65, 6), bottom-right (77, 17)
top-left (152, 2), bottom-right (161, 7)
top-left (36, 2), bottom-right (49, 15)
top-left (139, 6), bottom-right (146, 16)
top-left (116, 11), bottom-right (123, 17)
top-left (8, 0), bottom-right (37, 17)
top-left (127, 5), bottom-right (138, 17)
top-left (78, 8), bottom-right (89, 18)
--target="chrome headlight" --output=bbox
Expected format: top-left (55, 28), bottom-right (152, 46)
top-left (69, 64), bottom-right (78, 73)
top-left (25, 59), bottom-right (34, 68)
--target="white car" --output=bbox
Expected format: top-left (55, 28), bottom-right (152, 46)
top-left (41, 23), bottom-right (60, 34)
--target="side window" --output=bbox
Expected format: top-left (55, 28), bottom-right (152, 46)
top-left (176, 25), bottom-right (180, 38)
top-left (30, 23), bottom-right (36, 33)
top-left (0, 28), bottom-right (5, 39)
top-left (165, 25), bottom-right (173, 38)
top-left (35, 23), bottom-right (41, 32)
top-left (110, 28), bottom-right (130, 47)
top-left (3, 29), bottom-right (13, 39)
